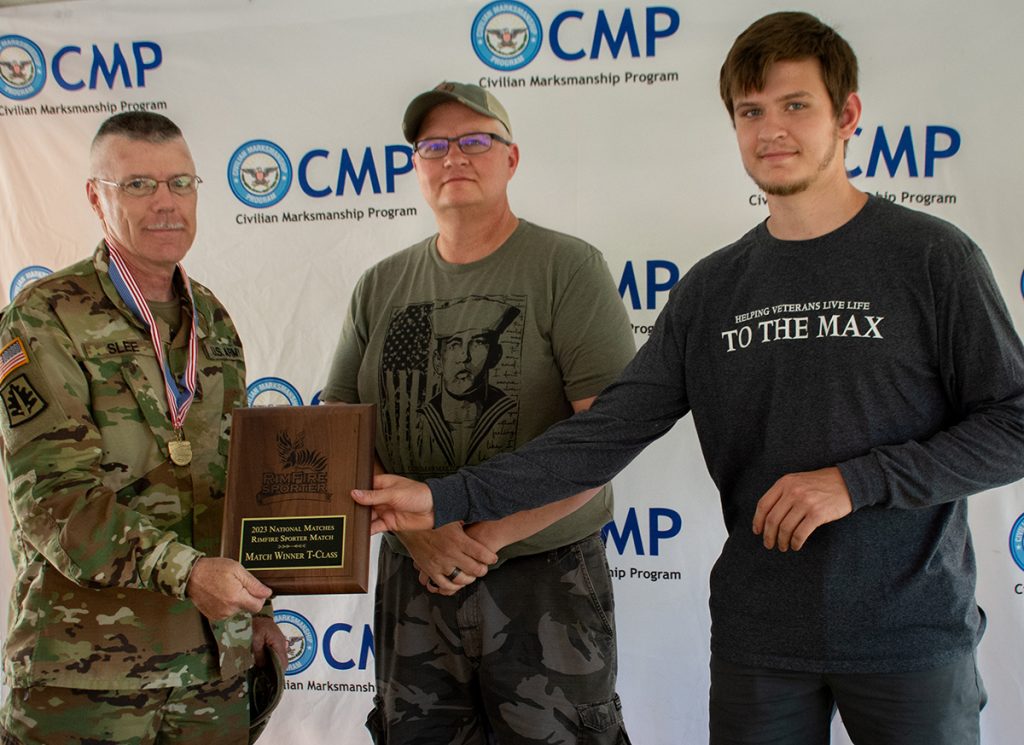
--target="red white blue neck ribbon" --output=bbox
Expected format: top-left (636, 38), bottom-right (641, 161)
top-left (104, 238), bottom-right (199, 432)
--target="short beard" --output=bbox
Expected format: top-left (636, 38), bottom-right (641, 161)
top-left (750, 130), bottom-right (839, 198)
top-left (757, 177), bottom-right (813, 197)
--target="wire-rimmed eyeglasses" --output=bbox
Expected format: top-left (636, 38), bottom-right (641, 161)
top-left (90, 175), bottom-right (203, 197)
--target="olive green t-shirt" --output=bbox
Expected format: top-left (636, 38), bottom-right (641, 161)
top-left (324, 220), bottom-right (634, 562)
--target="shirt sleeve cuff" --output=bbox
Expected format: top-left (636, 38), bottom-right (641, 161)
top-left (838, 454), bottom-right (888, 511)
top-left (155, 542), bottom-right (205, 600)
top-left (428, 476), bottom-right (471, 527)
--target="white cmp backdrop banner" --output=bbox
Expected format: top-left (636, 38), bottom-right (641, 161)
top-left (2, 1), bottom-right (1023, 743)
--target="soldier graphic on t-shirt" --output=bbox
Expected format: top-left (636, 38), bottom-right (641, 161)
top-left (418, 296), bottom-right (521, 466)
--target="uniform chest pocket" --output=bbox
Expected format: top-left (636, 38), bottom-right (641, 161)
top-left (83, 342), bottom-right (168, 493)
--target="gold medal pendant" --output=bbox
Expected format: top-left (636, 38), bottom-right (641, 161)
top-left (168, 438), bottom-right (193, 466)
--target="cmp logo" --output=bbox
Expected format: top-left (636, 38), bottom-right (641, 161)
top-left (228, 140), bottom-right (293, 208)
top-left (1011, 513), bottom-right (1024, 573)
top-left (472, 1), bottom-right (543, 71)
top-left (247, 376), bottom-right (303, 407)
top-left (0, 35), bottom-right (46, 100)
top-left (9, 265), bottom-right (52, 302)
top-left (275, 609), bottom-right (318, 675)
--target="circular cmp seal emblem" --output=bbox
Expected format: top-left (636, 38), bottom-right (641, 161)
top-left (472, 1), bottom-right (543, 71)
top-left (0, 35), bottom-right (46, 100)
top-left (9, 265), bottom-right (52, 302)
top-left (1011, 512), bottom-right (1024, 573)
top-left (247, 376), bottom-right (303, 407)
top-left (275, 609), bottom-right (318, 675)
top-left (228, 139), bottom-right (292, 208)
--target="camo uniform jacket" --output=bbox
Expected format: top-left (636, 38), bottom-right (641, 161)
top-left (0, 243), bottom-right (253, 690)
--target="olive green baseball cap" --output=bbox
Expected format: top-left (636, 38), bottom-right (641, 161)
top-left (402, 81), bottom-right (512, 143)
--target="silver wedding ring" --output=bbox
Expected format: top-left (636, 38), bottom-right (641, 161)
top-left (445, 567), bottom-right (462, 582)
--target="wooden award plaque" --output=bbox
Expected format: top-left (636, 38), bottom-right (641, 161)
top-left (221, 404), bottom-right (374, 595)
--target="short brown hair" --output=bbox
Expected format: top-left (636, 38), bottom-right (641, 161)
top-left (91, 111), bottom-right (183, 151)
top-left (719, 11), bottom-right (858, 119)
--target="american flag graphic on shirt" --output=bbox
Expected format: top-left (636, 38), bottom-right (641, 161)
top-left (376, 295), bottom-right (525, 476)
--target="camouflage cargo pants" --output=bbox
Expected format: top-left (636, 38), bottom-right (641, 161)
top-left (0, 673), bottom-right (249, 745)
top-left (367, 532), bottom-right (631, 744)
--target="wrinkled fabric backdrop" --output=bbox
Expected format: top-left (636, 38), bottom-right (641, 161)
top-left (2, 1), bottom-right (1022, 743)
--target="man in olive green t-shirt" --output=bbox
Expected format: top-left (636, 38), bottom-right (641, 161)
top-left (324, 82), bottom-right (635, 744)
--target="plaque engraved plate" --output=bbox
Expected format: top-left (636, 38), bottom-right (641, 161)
top-left (239, 515), bottom-right (345, 571)
top-left (221, 404), bottom-right (374, 594)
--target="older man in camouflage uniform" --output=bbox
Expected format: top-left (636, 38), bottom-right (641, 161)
top-left (0, 112), bottom-right (285, 745)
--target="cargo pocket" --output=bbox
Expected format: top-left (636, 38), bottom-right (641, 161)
top-left (577, 694), bottom-right (632, 744)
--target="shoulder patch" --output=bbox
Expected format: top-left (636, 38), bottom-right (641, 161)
top-left (1, 373), bottom-right (47, 427)
top-left (0, 337), bottom-right (30, 387)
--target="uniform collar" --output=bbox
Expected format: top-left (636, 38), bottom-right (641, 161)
top-left (93, 240), bottom-right (209, 339)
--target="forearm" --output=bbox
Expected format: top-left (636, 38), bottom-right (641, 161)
top-left (839, 393), bottom-right (1024, 510)
top-left (430, 385), bottom-right (679, 525)
top-left (465, 487), bottom-right (601, 552)
top-left (841, 249), bottom-right (1024, 510)
top-left (428, 292), bottom-right (689, 526)
top-left (10, 457), bottom-right (202, 597)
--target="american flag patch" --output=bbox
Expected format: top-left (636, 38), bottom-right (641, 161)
top-left (0, 338), bottom-right (29, 386)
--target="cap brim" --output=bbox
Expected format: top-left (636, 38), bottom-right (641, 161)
top-left (402, 90), bottom-right (502, 143)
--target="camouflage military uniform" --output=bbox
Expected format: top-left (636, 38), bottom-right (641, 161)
top-left (0, 243), bottom-right (253, 742)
